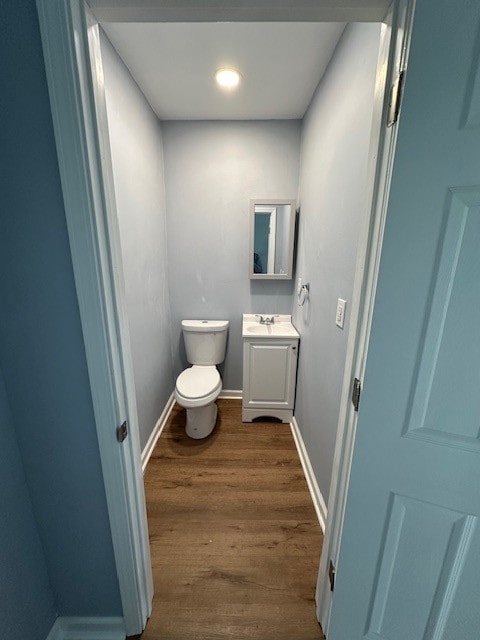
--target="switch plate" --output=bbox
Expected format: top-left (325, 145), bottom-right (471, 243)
top-left (336, 298), bottom-right (346, 329)
top-left (297, 278), bottom-right (302, 295)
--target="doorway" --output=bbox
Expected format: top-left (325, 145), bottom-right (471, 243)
top-left (254, 207), bottom-right (277, 275)
top-left (36, 0), bottom-right (413, 636)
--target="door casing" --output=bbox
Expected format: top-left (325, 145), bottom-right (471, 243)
top-left (35, 0), bottom-right (414, 635)
top-left (316, 0), bottom-right (416, 632)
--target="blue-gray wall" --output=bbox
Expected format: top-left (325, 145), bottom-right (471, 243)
top-left (0, 0), bottom-right (121, 625)
top-left (293, 23), bottom-right (381, 501)
top-left (162, 120), bottom-right (301, 388)
top-left (101, 32), bottom-right (175, 451)
top-left (0, 367), bottom-right (56, 640)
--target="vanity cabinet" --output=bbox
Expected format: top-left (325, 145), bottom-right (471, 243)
top-left (242, 337), bottom-right (299, 423)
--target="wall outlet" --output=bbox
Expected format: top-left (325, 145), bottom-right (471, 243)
top-left (336, 298), bottom-right (346, 329)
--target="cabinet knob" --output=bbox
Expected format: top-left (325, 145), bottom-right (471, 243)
top-left (292, 346), bottom-right (297, 350)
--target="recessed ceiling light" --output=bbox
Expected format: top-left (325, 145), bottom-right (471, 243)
top-left (215, 67), bottom-right (241, 90)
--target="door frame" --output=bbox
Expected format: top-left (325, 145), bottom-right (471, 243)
top-left (35, 0), bottom-right (415, 636)
top-left (36, 1), bottom-right (154, 635)
top-left (255, 206), bottom-right (277, 273)
top-left (315, 0), bottom-right (416, 633)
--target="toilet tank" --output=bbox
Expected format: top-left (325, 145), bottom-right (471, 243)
top-left (182, 320), bottom-right (229, 365)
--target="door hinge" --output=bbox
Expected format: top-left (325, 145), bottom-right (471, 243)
top-left (328, 559), bottom-right (336, 592)
top-left (352, 378), bottom-right (361, 412)
top-left (116, 420), bottom-right (128, 443)
top-left (387, 70), bottom-right (405, 127)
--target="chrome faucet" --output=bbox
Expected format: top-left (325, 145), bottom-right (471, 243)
top-left (255, 314), bottom-right (280, 325)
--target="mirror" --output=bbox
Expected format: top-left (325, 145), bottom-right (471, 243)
top-left (249, 199), bottom-right (296, 279)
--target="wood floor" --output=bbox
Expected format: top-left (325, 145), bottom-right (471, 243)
top-left (137, 399), bottom-right (324, 640)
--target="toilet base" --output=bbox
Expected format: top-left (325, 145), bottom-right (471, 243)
top-left (185, 402), bottom-right (218, 439)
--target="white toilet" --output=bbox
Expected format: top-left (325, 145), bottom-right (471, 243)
top-left (175, 320), bottom-right (229, 439)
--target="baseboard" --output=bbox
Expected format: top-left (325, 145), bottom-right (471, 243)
top-left (46, 617), bottom-right (125, 640)
top-left (290, 417), bottom-right (328, 532)
top-left (141, 391), bottom-right (241, 471)
top-left (219, 389), bottom-right (242, 399)
top-left (141, 391), bottom-right (176, 473)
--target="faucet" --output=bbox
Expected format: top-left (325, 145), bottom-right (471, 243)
top-left (255, 314), bottom-right (279, 325)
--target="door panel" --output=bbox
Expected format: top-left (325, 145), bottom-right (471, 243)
top-left (245, 341), bottom-right (294, 406)
top-left (250, 343), bottom-right (290, 402)
top-left (366, 495), bottom-right (476, 640)
top-left (407, 188), bottom-right (480, 449)
top-left (329, 1), bottom-right (480, 638)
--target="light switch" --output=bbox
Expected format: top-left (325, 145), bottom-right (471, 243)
top-left (336, 298), bottom-right (346, 329)
top-left (297, 278), bottom-right (302, 295)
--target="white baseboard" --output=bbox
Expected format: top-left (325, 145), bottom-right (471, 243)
top-left (141, 391), bottom-right (176, 473)
top-left (46, 617), bottom-right (125, 640)
top-left (219, 389), bottom-right (242, 399)
top-left (290, 416), bottom-right (327, 532)
top-left (141, 391), bottom-right (241, 472)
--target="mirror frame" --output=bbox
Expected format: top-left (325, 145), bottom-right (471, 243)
top-left (249, 198), bottom-right (297, 280)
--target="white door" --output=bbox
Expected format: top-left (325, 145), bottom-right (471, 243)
top-left (329, 0), bottom-right (480, 638)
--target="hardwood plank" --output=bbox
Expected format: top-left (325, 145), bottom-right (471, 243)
top-left (148, 519), bottom-right (319, 557)
top-left (138, 399), bottom-right (325, 640)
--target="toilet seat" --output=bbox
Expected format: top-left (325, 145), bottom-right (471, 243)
top-left (175, 365), bottom-right (221, 408)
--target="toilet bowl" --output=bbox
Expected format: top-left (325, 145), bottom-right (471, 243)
top-left (175, 365), bottom-right (222, 439)
top-left (174, 320), bottom-right (229, 439)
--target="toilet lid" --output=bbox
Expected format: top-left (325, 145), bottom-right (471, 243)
top-left (176, 366), bottom-right (220, 399)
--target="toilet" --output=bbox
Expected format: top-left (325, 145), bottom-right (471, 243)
top-left (175, 320), bottom-right (229, 439)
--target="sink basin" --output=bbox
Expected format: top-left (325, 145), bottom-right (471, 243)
top-left (242, 314), bottom-right (299, 338)
top-left (246, 324), bottom-right (293, 336)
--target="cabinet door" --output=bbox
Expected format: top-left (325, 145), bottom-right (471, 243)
top-left (243, 340), bottom-right (297, 408)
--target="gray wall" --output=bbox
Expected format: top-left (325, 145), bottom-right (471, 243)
top-left (101, 32), bottom-right (175, 451)
top-left (0, 0), bottom-right (122, 623)
top-left (293, 23), bottom-right (381, 501)
top-left (162, 120), bottom-right (301, 389)
top-left (0, 367), bottom-right (56, 640)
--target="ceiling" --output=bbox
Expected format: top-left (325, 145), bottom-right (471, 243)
top-left (101, 22), bottom-right (346, 120)
top-left (91, 0), bottom-right (390, 23)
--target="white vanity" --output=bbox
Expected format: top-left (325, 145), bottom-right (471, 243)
top-left (242, 314), bottom-right (300, 423)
